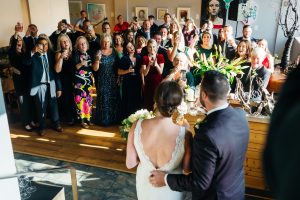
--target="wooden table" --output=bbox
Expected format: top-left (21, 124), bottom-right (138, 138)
top-left (267, 73), bottom-right (286, 93)
top-left (184, 113), bottom-right (269, 190)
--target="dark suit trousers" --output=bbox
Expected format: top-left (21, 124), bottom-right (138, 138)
top-left (18, 94), bottom-right (34, 125)
top-left (33, 84), bottom-right (59, 130)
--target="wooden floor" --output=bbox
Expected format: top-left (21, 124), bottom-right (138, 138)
top-left (10, 122), bottom-right (134, 174)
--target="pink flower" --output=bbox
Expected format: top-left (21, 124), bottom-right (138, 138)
top-left (82, 91), bottom-right (87, 97)
top-left (79, 70), bottom-right (85, 75)
top-left (75, 95), bottom-right (81, 103)
top-left (82, 101), bottom-right (90, 115)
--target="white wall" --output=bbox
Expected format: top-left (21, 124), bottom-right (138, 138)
top-left (0, 82), bottom-right (21, 199)
top-left (0, 0), bottom-right (29, 47)
top-left (28, 0), bottom-right (70, 36)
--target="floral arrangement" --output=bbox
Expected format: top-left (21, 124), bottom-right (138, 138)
top-left (193, 45), bottom-right (248, 84)
top-left (119, 109), bottom-right (155, 140)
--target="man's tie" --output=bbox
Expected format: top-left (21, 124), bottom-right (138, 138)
top-left (42, 54), bottom-right (50, 83)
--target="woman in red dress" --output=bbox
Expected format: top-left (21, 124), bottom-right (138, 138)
top-left (141, 39), bottom-right (165, 111)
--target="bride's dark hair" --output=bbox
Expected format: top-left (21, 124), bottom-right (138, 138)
top-left (154, 81), bottom-right (183, 117)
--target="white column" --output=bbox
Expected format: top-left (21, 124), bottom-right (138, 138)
top-left (0, 81), bottom-right (21, 199)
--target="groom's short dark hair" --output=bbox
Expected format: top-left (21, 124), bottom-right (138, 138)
top-left (201, 70), bottom-right (230, 103)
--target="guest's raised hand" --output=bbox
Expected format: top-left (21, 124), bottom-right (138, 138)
top-left (149, 170), bottom-right (166, 187)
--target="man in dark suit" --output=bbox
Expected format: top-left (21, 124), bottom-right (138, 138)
top-left (23, 24), bottom-right (38, 53)
top-left (236, 25), bottom-right (257, 47)
top-left (30, 37), bottom-right (62, 136)
top-left (136, 20), bottom-right (153, 40)
top-left (240, 47), bottom-right (271, 101)
top-left (150, 70), bottom-right (249, 200)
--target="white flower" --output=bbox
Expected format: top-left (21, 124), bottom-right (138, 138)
top-left (177, 101), bottom-right (188, 115)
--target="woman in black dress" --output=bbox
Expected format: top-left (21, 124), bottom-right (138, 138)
top-left (54, 34), bottom-right (76, 125)
top-left (8, 34), bottom-right (34, 131)
top-left (118, 42), bottom-right (142, 119)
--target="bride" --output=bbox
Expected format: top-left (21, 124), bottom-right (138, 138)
top-left (126, 81), bottom-right (192, 200)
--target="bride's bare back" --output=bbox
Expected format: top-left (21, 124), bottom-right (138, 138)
top-left (141, 117), bottom-right (181, 168)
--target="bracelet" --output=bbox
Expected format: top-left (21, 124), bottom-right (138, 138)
top-left (182, 169), bottom-right (192, 175)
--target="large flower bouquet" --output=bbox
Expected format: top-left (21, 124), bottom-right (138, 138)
top-left (193, 45), bottom-right (248, 84)
top-left (119, 109), bottom-right (155, 140)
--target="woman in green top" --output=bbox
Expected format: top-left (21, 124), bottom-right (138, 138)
top-left (197, 31), bottom-right (215, 59)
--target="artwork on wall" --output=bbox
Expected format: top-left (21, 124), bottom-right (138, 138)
top-left (135, 7), bottom-right (148, 22)
top-left (237, 0), bottom-right (258, 25)
top-left (86, 3), bottom-right (106, 25)
top-left (201, 0), bottom-right (226, 30)
top-left (157, 8), bottom-right (168, 20)
top-left (69, 1), bottom-right (82, 25)
top-left (177, 7), bottom-right (190, 24)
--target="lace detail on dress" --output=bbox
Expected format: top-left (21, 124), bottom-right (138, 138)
top-left (134, 119), bottom-right (186, 171)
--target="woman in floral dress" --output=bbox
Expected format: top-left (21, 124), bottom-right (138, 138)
top-left (72, 36), bottom-right (98, 128)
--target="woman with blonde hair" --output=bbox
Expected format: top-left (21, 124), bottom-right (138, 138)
top-left (141, 39), bottom-right (164, 110)
top-left (54, 34), bottom-right (76, 125)
top-left (257, 39), bottom-right (274, 73)
top-left (72, 36), bottom-right (97, 128)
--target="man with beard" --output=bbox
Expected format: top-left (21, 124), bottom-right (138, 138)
top-left (150, 70), bottom-right (249, 200)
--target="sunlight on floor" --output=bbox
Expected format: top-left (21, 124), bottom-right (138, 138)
top-left (11, 134), bottom-right (31, 138)
top-left (79, 144), bottom-right (109, 149)
top-left (36, 138), bottom-right (56, 143)
top-left (76, 129), bottom-right (116, 138)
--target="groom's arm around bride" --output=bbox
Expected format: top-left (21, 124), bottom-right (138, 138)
top-left (150, 70), bottom-right (249, 200)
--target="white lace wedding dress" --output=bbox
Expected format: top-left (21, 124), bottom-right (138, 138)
top-left (134, 119), bottom-right (186, 200)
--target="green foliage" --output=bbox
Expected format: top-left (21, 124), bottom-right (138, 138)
top-left (193, 45), bottom-right (249, 84)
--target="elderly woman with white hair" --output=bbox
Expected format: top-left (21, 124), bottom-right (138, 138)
top-left (240, 47), bottom-right (272, 101)
top-left (163, 53), bottom-right (192, 88)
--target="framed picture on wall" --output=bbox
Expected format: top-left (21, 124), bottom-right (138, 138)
top-left (157, 8), bottom-right (168, 20)
top-left (69, 1), bottom-right (82, 25)
top-left (86, 3), bottom-right (106, 25)
top-left (135, 7), bottom-right (148, 22)
top-left (177, 7), bottom-right (190, 24)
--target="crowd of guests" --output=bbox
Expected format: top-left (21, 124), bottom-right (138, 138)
top-left (8, 10), bottom-right (275, 136)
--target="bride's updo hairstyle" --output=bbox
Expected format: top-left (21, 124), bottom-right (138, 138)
top-left (154, 81), bottom-right (183, 117)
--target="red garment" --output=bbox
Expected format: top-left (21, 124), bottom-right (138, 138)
top-left (142, 54), bottom-right (165, 111)
top-left (262, 56), bottom-right (270, 68)
top-left (113, 22), bottom-right (129, 33)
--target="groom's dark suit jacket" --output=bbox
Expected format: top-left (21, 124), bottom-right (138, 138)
top-left (167, 106), bottom-right (249, 200)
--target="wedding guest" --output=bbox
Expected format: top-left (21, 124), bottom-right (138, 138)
top-left (124, 29), bottom-right (135, 46)
top-left (54, 34), bottom-right (76, 125)
top-left (74, 10), bottom-right (87, 33)
top-left (236, 25), bottom-right (257, 46)
top-left (72, 36), bottom-right (95, 128)
top-left (23, 24), bottom-right (38, 53)
top-left (113, 15), bottom-right (130, 34)
top-left (158, 13), bottom-right (172, 31)
top-left (118, 42), bottom-right (142, 119)
top-left (29, 37), bottom-right (63, 136)
top-left (141, 39), bottom-right (164, 110)
top-left (135, 35), bottom-right (147, 55)
top-left (94, 34), bottom-right (120, 126)
top-left (240, 47), bottom-right (271, 101)
top-left (113, 32), bottom-right (124, 59)
top-left (257, 39), bottom-right (274, 73)
top-left (148, 15), bottom-right (159, 34)
top-left (234, 40), bottom-right (252, 62)
top-left (126, 80), bottom-right (192, 199)
top-left (8, 33), bottom-right (34, 131)
top-left (197, 31), bottom-right (215, 58)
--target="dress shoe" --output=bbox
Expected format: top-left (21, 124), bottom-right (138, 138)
top-left (37, 129), bottom-right (45, 136)
top-left (24, 125), bottom-right (33, 132)
top-left (86, 121), bottom-right (94, 126)
top-left (81, 122), bottom-right (89, 129)
top-left (53, 125), bottom-right (63, 132)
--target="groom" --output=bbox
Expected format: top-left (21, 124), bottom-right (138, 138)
top-left (150, 70), bottom-right (249, 200)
